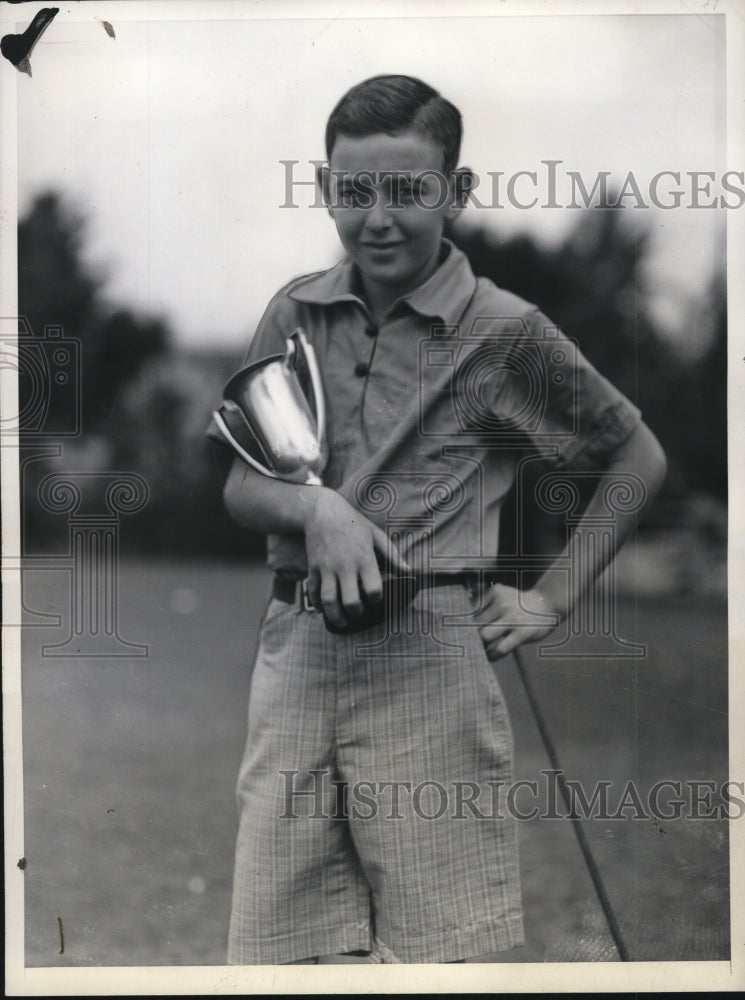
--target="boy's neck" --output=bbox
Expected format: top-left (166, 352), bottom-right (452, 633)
top-left (358, 280), bottom-right (400, 326)
top-left (356, 241), bottom-right (449, 325)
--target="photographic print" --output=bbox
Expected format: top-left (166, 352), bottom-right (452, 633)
top-left (2, 0), bottom-right (743, 994)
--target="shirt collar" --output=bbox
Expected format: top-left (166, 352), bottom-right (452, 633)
top-left (287, 239), bottom-right (477, 326)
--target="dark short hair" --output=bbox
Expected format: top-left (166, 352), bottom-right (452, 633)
top-left (325, 75), bottom-right (462, 173)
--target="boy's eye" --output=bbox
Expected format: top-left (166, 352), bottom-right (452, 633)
top-left (334, 174), bottom-right (428, 208)
top-left (338, 181), bottom-right (373, 208)
top-left (390, 179), bottom-right (426, 205)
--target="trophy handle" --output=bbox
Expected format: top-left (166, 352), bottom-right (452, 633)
top-left (212, 404), bottom-right (282, 481)
top-left (212, 403), bottom-right (324, 487)
top-left (288, 328), bottom-right (326, 445)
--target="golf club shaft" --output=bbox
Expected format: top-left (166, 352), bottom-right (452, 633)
top-left (512, 646), bottom-right (630, 962)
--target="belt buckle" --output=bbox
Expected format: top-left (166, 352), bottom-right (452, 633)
top-left (298, 578), bottom-right (314, 613)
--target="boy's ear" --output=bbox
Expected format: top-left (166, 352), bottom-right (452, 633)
top-left (317, 163), bottom-right (333, 216)
top-left (447, 167), bottom-right (475, 217)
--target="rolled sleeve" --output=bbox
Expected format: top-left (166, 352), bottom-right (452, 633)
top-left (557, 392), bottom-right (642, 471)
top-left (483, 309), bottom-right (642, 471)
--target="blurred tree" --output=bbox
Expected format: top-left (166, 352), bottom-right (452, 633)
top-left (17, 190), bottom-right (263, 560)
top-left (18, 192), bottom-right (99, 340)
top-left (449, 209), bottom-right (669, 422)
top-left (111, 352), bottom-right (264, 558)
top-left (18, 191), bottom-right (169, 437)
top-left (18, 191), bottom-right (171, 553)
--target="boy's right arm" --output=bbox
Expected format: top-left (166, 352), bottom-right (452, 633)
top-left (223, 456), bottom-right (411, 628)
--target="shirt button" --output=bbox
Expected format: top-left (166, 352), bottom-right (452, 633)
top-left (354, 362), bottom-right (369, 377)
top-left (364, 324), bottom-right (379, 338)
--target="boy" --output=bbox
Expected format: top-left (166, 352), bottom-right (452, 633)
top-left (216, 75), bottom-right (667, 964)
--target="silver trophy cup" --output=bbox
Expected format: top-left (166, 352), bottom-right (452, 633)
top-left (212, 327), bottom-right (327, 486)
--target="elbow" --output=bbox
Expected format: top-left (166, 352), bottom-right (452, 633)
top-left (643, 424), bottom-right (668, 501)
top-left (608, 421), bottom-right (667, 506)
top-left (222, 460), bottom-right (253, 528)
top-left (626, 421), bottom-right (666, 506)
top-left (223, 480), bottom-right (240, 525)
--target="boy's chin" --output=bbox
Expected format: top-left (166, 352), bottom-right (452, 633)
top-left (355, 258), bottom-right (430, 293)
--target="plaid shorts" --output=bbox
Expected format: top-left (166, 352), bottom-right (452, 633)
top-left (227, 582), bottom-right (525, 964)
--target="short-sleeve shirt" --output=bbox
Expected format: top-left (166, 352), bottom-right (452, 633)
top-left (215, 240), bottom-right (641, 578)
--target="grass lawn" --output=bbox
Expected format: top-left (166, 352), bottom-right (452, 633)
top-left (20, 558), bottom-right (729, 966)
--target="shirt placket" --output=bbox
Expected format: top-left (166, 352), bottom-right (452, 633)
top-left (354, 319), bottom-right (380, 452)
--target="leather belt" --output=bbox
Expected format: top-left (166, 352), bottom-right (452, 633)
top-left (271, 575), bottom-right (313, 610)
top-left (271, 572), bottom-right (489, 609)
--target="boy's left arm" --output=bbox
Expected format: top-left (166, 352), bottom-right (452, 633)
top-left (479, 420), bottom-right (668, 661)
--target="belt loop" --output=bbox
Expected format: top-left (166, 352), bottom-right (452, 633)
top-left (298, 578), bottom-right (314, 613)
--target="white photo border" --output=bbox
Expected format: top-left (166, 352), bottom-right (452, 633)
top-left (2, 0), bottom-right (743, 994)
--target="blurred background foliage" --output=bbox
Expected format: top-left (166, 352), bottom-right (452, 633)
top-left (18, 190), bottom-right (726, 592)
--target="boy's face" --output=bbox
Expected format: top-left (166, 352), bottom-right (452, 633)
top-left (322, 129), bottom-right (460, 300)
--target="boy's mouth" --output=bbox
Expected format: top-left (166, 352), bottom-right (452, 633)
top-left (361, 240), bottom-right (405, 251)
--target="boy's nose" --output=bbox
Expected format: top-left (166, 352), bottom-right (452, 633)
top-left (364, 195), bottom-right (395, 231)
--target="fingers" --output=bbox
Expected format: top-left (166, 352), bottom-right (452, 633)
top-left (309, 569), bottom-right (357, 627)
top-left (482, 628), bottom-right (525, 662)
top-left (305, 513), bottom-right (409, 626)
top-left (306, 568), bottom-right (322, 613)
top-left (316, 569), bottom-right (371, 627)
top-left (479, 621), bottom-right (511, 646)
top-left (320, 575), bottom-right (346, 628)
top-left (481, 622), bottom-right (555, 661)
top-left (359, 561), bottom-right (383, 605)
top-left (479, 619), bottom-right (513, 661)
top-left (338, 572), bottom-right (365, 619)
top-left (371, 526), bottom-right (412, 575)
top-left (496, 630), bottom-right (525, 656)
